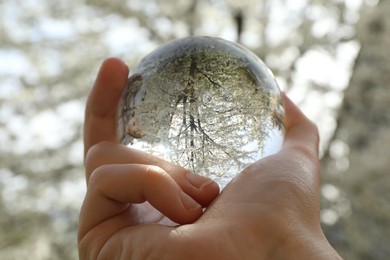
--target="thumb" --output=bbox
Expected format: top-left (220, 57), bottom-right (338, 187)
top-left (282, 93), bottom-right (319, 159)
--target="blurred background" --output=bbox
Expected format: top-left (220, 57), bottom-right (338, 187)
top-left (0, 0), bottom-right (389, 259)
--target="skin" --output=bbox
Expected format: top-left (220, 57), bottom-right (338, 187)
top-left (78, 57), bottom-right (342, 260)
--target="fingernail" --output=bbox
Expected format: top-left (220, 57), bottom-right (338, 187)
top-left (180, 191), bottom-right (201, 211)
top-left (187, 173), bottom-right (214, 189)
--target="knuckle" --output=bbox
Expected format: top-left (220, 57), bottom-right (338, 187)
top-left (144, 165), bottom-right (169, 184)
top-left (87, 164), bottom-right (111, 190)
top-left (85, 141), bottom-right (112, 162)
top-left (84, 141), bottom-right (114, 173)
top-left (144, 165), bottom-right (164, 176)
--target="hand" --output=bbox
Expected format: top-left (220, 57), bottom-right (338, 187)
top-left (78, 58), bottom-right (342, 259)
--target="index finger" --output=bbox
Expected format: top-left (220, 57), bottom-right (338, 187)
top-left (83, 58), bottom-right (129, 160)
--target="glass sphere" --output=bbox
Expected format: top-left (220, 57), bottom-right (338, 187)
top-left (117, 36), bottom-right (284, 188)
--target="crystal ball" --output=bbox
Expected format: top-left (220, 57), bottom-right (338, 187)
top-left (117, 36), bottom-right (284, 188)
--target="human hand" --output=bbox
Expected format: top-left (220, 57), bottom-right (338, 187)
top-left (78, 58), bottom-right (341, 259)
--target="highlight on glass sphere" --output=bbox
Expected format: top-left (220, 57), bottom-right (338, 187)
top-left (117, 36), bottom-right (284, 188)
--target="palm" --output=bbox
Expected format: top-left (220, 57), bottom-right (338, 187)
top-left (128, 202), bottom-right (177, 226)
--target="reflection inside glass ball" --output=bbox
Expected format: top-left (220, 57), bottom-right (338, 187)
top-left (117, 37), bottom-right (284, 188)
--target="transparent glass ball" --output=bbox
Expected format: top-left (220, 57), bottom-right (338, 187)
top-left (117, 36), bottom-right (284, 188)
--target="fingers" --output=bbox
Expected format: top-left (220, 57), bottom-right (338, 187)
top-left (282, 93), bottom-right (320, 159)
top-left (79, 164), bottom-right (204, 238)
top-left (85, 142), bottom-right (220, 206)
top-left (84, 58), bottom-right (129, 160)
